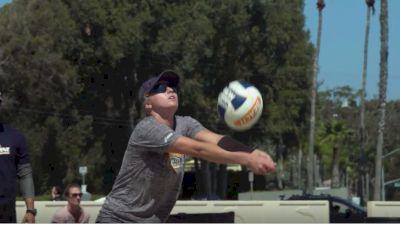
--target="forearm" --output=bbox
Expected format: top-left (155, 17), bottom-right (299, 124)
top-left (173, 138), bottom-right (251, 166)
top-left (217, 136), bottom-right (255, 153)
top-left (195, 143), bottom-right (251, 165)
top-left (171, 136), bottom-right (275, 175)
top-left (22, 197), bottom-right (35, 223)
top-left (194, 130), bottom-right (254, 153)
top-left (24, 197), bottom-right (34, 210)
top-left (17, 163), bottom-right (36, 222)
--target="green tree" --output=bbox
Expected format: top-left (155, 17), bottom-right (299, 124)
top-left (1, 0), bottom-right (314, 197)
top-left (316, 86), bottom-right (358, 189)
top-left (317, 120), bottom-right (354, 188)
top-left (0, 0), bottom-right (104, 193)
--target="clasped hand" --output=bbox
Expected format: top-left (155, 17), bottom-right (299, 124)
top-left (247, 149), bottom-right (276, 175)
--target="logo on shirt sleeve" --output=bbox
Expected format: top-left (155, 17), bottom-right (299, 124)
top-left (0, 144), bottom-right (10, 155)
top-left (164, 132), bottom-right (173, 143)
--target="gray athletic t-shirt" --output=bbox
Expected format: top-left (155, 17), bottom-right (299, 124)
top-left (96, 115), bottom-right (205, 223)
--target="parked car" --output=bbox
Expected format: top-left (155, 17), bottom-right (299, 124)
top-left (286, 194), bottom-right (367, 223)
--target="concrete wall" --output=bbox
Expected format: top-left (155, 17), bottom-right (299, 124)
top-left (239, 188), bottom-right (348, 201)
top-left (16, 200), bottom-right (329, 223)
top-left (367, 201), bottom-right (400, 218)
top-left (171, 200), bottom-right (329, 223)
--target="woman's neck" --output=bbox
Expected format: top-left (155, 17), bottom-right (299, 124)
top-left (151, 112), bottom-right (175, 129)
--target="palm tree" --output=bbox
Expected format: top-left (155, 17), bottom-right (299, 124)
top-left (374, 0), bottom-right (389, 201)
top-left (319, 121), bottom-right (354, 188)
top-left (358, 0), bottom-right (375, 204)
top-left (307, 0), bottom-right (325, 194)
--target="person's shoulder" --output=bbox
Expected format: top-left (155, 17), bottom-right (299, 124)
top-left (134, 117), bottom-right (157, 129)
top-left (176, 115), bottom-right (203, 126)
top-left (131, 117), bottom-right (163, 139)
top-left (175, 115), bottom-right (197, 122)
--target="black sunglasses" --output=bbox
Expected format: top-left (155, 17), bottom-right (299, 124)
top-left (71, 193), bottom-right (83, 198)
top-left (149, 83), bottom-right (177, 95)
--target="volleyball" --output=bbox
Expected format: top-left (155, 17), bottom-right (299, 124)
top-left (217, 80), bottom-right (263, 131)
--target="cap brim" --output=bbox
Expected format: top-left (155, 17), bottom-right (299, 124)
top-left (138, 70), bottom-right (180, 101)
top-left (157, 70), bottom-right (180, 87)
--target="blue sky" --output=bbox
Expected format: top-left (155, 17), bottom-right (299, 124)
top-left (304, 0), bottom-right (400, 100)
top-left (1, 0), bottom-right (399, 100)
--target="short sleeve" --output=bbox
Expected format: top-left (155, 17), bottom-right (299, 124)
top-left (130, 118), bottom-right (181, 153)
top-left (182, 116), bottom-right (206, 138)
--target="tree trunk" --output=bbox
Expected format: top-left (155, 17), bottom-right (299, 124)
top-left (374, 0), bottom-right (388, 201)
top-left (277, 146), bottom-right (284, 189)
top-left (217, 164), bottom-right (227, 199)
top-left (359, 0), bottom-right (374, 205)
top-left (290, 155), bottom-right (297, 188)
top-left (314, 154), bottom-right (321, 187)
top-left (331, 147), bottom-right (340, 188)
top-left (194, 158), bottom-right (203, 198)
top-left (202, 160), bottom-right (212, 199)
top-left (307, 0), bottom-right (325, 194)
top-left (298, 147), bottom-right (303, 189)
top-left (366, 172), bottom-right (370, 200)
top-left (210, 162), bottom-right (217, 198)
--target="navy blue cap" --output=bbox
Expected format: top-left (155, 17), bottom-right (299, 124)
top-left (138, 70), bottom-right (180, 101)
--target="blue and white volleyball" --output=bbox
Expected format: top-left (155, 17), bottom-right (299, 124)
top-left (217, 80), bottom-right (263, 131)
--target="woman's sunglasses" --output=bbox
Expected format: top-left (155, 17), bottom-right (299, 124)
top-left (149, 83), bottom-right (177, 95)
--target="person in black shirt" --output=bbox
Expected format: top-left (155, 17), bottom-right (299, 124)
top-left (0, 92), bottom-right (36, 223)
